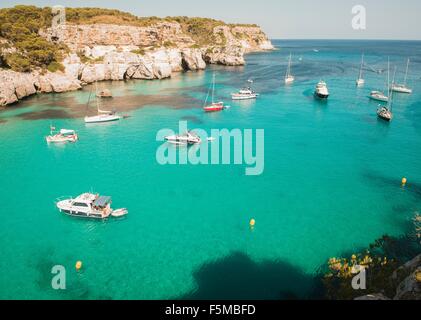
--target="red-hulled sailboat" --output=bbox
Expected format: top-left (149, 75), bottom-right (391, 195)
top-left (203, 73), bottom-right (225, 113)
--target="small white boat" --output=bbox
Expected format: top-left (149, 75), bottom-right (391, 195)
top-left (285, 53), bottom-right (295, 84)
top-left (356, 54), bottom-right (365, 87)
top-left (46, 126), bottom-right (78, 143)
top-left (111, 208), bottom-right (128, 217)
top-left (314, 81), bottom-right (329, 99)
top-left (56, 193), bottom-right (127, 219)
top-left (165, 131), bottom-right (201, 145)
top-left (391, 58), bottom-right (412, 94)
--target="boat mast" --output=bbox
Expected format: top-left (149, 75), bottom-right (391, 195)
top-left (389, 67), bottom-right (396, 112)
top-left (386, 57), bottom-right (390, 95)
top-left (359, 53), bottom-right (364, 79)
top-left (404, 58), bottom-right (410, 86)
top-left (286, 53), bottom-right (292, 78)
top-left (211, 73), bottom-right (215, 104)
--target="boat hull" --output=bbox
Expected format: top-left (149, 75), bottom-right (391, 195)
top-left (84, 115), bottom-right (121, 123)
top-left (314, 92), bottom-right (329, 99)
top-left (203, 103), bottom-right (224, 112)
top-left (46, 134), bottom-right (78, 143)
top-left (391, 85), bottom-right (412, 94)
top-left (377, 108), bottom-right (393, 121)
top-left (369, 93), bottom-right (388, 102)
top-left (231, 94), bottom-right (258, 100)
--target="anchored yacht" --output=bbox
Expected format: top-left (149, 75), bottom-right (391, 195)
top-left (391, 58), bottom-right (412, 94)
top-left (46, 126), bottom-right (78, 143)
top-left (231, 85), bottom-right (259, 100)
top-left (285, 53), bottom-right (295, 84)
top-left (203, 74), bottom-right (226, 112)
top-left (56, 193), bottom-right (128, 219)
top-left (85, 82), bottom-right (121, 123)
top-left (314, 81), bottom-right (329, 99)
top-left (165, 131), bottom-right (201, 145)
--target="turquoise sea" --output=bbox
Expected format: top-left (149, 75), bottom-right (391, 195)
top-left (0, 40), bottom-right (420, 299)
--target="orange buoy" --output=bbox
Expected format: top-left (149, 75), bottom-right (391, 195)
top-left (75, 261), bottom-right (83, 271)
top-left (249, 219), bottom-right (256, 227)
top-left (402, 177), bottom-right (407, 186)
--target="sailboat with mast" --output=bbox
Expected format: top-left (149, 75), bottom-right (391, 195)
top-left (391, 58), bottom-right (412, 94)
top-left (84, 82), bottom-right (121, 123)
top-left (369, 58), bottom-right (390, 103)
top-left (356, 53), bottom-right (365, 87)
top-left (377, 66), bottom-right (396, 122)
top-left (284, 53), bottom-right (295, 84)
top-left (203, 73), bottom-right (225, 112)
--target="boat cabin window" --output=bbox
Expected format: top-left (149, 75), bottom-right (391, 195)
top-left (73, 202), bottom-right (89, 207)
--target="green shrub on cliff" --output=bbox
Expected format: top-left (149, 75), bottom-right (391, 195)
top-left (0, 5), bottom-right (65, 72)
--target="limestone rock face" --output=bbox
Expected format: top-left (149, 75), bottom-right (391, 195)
top-left (204, 46), bottom-right (245, 66)
top-left (0, 69), bottom-right (82, 106)
top-left (181, 49), bottom-right (206, 70)
top-left (1, 20), bottom-right (274, 106)
top-left (0, 71), bottom-right (36, 105)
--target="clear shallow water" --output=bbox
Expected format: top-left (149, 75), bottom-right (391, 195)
top-left (0, 40), bottom-right (421, 299)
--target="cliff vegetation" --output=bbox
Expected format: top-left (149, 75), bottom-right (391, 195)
top-left (0, 6), bottom-right (260, 72)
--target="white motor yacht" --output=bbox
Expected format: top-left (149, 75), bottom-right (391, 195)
top-left (165, 131), bottom-right (201, 145)
top-left (46, 126), bottom-right (78, 143)
top-left (314, 81), bottom-right (329, 99)
top-left (56, 193), bottom-right (127, 219)
top-left (231, 87), bottom-right (259, 100)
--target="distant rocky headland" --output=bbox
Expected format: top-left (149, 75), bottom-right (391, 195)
top-left (0, 6), bottom-right (274, 106)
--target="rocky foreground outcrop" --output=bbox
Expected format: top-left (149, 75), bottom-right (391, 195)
top-left (355, 254), bottom-right (421, 300)
top-left (0, 21), bottom-right (273, 106)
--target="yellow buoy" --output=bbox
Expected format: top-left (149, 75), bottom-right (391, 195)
top-left (402, 177), bottom-right (407, 186)
top-left (75, 261), bottom-right (83, 270)
top-left (249, 219), bottom-right (256, 227)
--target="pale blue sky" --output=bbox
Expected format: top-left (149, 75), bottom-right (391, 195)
top-left (1, 0), bottom-right (421, 40)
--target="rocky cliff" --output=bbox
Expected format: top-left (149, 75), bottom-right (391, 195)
top-left (0, 19), bottom-right (273, 106)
